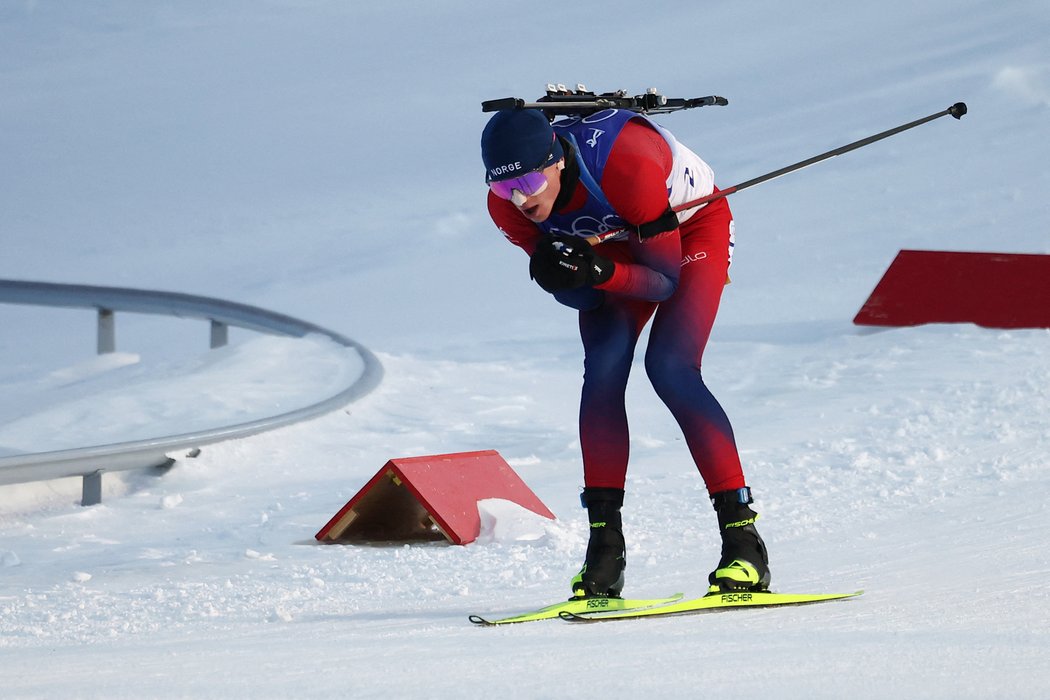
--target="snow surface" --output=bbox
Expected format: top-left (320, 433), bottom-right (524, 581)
top-left (2, 1), bottom-right (1050, 698)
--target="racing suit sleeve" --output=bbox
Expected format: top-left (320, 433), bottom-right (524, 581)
top-left (592, 119), bottom-right (682, 302)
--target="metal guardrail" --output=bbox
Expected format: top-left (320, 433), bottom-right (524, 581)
top-left (0, 279), bottom-right (384, 504)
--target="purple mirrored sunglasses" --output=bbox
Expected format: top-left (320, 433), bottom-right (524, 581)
top-left (487, 170), bottom-right (549, 201)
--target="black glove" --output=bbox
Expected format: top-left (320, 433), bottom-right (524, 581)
top-left (529, 234), bottom-right (614, 293)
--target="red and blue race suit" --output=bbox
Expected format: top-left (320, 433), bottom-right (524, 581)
top-left (487, 110), bottom-right (745, 495)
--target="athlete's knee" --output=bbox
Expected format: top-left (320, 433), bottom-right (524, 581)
top-left (644, 349), bottom-right (701, 398)
top-left (583, 353), bottom-right (633, 393)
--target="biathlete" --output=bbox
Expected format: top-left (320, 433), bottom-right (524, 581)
top-left (481, 107), bottom-right (770, 597)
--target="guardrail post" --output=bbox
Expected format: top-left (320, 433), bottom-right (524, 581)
top-left (82, 470), bottom-right (104, 506)
top-left (97, 308), bottom-right (116, 354)
top-left (210, 319), bottom-right (229, 349)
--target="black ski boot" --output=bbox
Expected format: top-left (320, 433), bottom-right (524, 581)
top-left (708, 487), bottom-right (771, 593)
top-left (570, 487), bottom-right (626, 598)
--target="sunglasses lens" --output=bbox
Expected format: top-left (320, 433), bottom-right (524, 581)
top-left (488, 170), bottom-right (548, 201)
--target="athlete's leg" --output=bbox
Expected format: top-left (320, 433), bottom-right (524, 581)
top-left (643, 201), bottom-right (744, 494)
top-left (571, 295), bottom-right (654, 597)
top-left (578, 296), bottom-right (655, 489)
top-left (643, 203), bottom-right (770, 591)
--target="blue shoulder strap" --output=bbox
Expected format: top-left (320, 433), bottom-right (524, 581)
top-left (564, 133), bottom-right (615, 213)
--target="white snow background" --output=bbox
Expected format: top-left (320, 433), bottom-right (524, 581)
top-left (2, 1), bottom-right (1050, 698)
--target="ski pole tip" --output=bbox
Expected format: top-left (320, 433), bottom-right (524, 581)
top-left (949, 102), bottom-right (967, 119)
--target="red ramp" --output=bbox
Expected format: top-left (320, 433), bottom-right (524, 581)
top-left (315, 450), bottom-right (555, 545)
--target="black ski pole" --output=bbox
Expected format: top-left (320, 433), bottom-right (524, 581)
top-left (586, 102), bottom-right (967, 245)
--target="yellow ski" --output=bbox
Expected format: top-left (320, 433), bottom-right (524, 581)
top-left (559, 589), bottom-right (863, 622)
top-left (469, 593), bottom-right (684, 626)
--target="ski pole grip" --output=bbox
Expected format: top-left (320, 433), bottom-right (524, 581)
top-left (949, 102), bottom-right (967, 119)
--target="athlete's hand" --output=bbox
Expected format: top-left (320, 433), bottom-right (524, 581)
top-left (529, 234), bottom-right (614, 293)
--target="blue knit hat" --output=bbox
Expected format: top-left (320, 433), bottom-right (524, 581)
top-left (481, 109), bottom-right (564, 182)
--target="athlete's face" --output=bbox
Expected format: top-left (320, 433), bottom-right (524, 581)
top-left (515, 160), bottom-right (563, 222)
